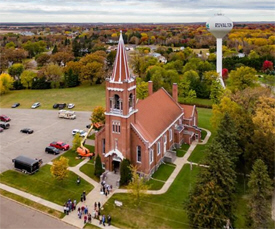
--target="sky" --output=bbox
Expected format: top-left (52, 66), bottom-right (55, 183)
top-left (0, 0), bottom-right (274, 23)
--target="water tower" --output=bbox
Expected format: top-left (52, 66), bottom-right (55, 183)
top-left (206, 14), bottom-right (233, 88)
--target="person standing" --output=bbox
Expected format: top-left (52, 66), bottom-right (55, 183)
top-left (99, 215), bottom-right (102, 225)
top-left (83, 191), bottom-right (86, 201)
top-left (107, 215), bottom-right (111, 226)
top-left (84, 215), bottom-right (87, 224)
top-left (98, 201), bottom-right (101, 210)
top-left (73, 200), bottom-right (77, 210)
top-left (94, 202), bottom-right (97, 210)
top-left (77, 176), bottom-right (81, 185)
top-left (63, 205), bottom-right (67, 215)
top-left (88, 213), bottom-right (92, 223)
top-left (102, 215), bottom-right (106, 226)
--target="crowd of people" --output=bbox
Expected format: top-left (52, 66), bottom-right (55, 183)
top-left (100, 180), bottom-right (112, 197)
top-left (64, 190), bottom-right (113, 226)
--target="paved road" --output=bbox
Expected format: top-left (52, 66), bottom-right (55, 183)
top-left (0, 196), bottom-right (77, 229)
top-left (0, 108), bottom-right (91, 173)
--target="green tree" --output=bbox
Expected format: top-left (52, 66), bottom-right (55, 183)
top-left (23, 40), bottom-right (46, 57)
top-left (227, 66), bottom-right (258, 92)
top-left (20, 70), bottom-right (36, 89)
top-left (0, 73), bottom-right (14, 95)
top-left (91, 106), bottom-right (105, 125)
top-left (72, 133), bottom-right (82, 151)
top-left (8, 63), bottom-right (24, 78)
top-left (52, 44), bottom-right (58, 54)
top-left (80, 62), bottom-right (103, 84)
top-left (127, 165), bottom-right (149, 206)
top-left (210, 79), bottom-right (224, 104)
top-left (94, 154), bottom-right (103, 178)
top-left (247, 159), bottom-right (273, 228)
top-left (136, 78), bottom-right (149, 99)
top-left (120, 159), bottom-right (132, 186)
top-left (5, 42), bottom-right (15, 49)
top-left (64, 68), bottom-right (79, 87)
top-left (50, 156), bottom-right (69, 181)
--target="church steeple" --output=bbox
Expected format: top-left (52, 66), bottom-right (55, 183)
top-left (110, 31), bottom-right (131, 83)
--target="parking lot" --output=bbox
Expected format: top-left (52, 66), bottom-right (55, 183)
top-left (0, 108), bottom-right (91, 173)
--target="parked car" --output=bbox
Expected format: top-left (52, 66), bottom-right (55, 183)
top-left (53, 103), bottom-right (66, 109)
top-left (0, 127), bottom-right (3, 133)
top-left (31, 102), bottom-right (40, 109)
top-left (11, 102), bottom-right (20, 108)
top-left (45, 146), bottom-right (60, 155)
top-left (72, 129), bottom-right (87, 137)
top-left (0, 115), bottom-right (11, 122)
top-left (0, 122), bottom-right (10, 129)
top-left (53, 103), bottom-right (59, 109)
top-left (20, 128), bottom-right (34, 134)
top-left (68, 103), bottom-right (75, 109)
top-left (50, 141), bottom-right (70, 151)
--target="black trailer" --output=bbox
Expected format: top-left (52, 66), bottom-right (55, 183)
top-left (12, 155), bottom-right (40, 174)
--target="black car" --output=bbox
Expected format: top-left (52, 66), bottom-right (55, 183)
top-left (53, 103), bottom-right (66, 109)
top-left (45, 146), bottom-right (60, 155)
top-left (12, 103), bottom-right (20, 108)
top-left (20, 128), bottom-right (34, 134)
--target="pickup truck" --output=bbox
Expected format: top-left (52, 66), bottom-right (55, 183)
top-left (50, 141), bottom-right (70, 151)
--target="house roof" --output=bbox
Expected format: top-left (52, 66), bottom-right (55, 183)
top-left (110, 31), bottom-right (131, 83)
top-left (133, 88), bottom-right (183, 143)
top-left (181, 104), bottom-right (195, 119)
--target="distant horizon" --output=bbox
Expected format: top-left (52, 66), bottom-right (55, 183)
top-left (0, 0), bottom-right (274, 23)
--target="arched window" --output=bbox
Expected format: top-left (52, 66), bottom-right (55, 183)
top-left (137, 145), bottom-right (141, 162)
top-left (129, 93), bottom-right (133, 108)
top-left (114, 94), bottom-right (120, 109)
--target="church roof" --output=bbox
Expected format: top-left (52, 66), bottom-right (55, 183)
top-left (110, 31), bottom-right (131, 83)
top-left (133, 88), bottom-right (183, 144)
top-left (181, 104), bottom-right (196, 119)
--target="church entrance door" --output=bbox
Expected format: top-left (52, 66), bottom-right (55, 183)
top-left (112, 157), bottom-right (121, 174)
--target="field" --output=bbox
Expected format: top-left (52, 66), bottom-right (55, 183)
top-left (0, 84), bottom-right (106, 111)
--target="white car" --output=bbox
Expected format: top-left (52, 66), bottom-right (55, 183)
top-left (72, 129), bottom-right (87, 137)
top-left (31, 102), bottom-right (40, 109)
top-left (68, 103), bottom-right (75, 109)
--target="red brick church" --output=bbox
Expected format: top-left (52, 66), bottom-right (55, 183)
top-left (95, 32), bottom-right (201, 176)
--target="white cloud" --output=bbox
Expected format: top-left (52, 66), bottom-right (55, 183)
top-left (0, 0), bottom-right (274, 22)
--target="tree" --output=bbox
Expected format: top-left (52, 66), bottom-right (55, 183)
top-left (50, 51), bottom-right (74, 66)
top-left (36, 53), bottom-right (50, 67)
top-left (50, 156), bottom-right (69, 181)
top-left (227, 66), bottom-right (258, 92)
top-left (0, 73), bottom-right (14, 95)
top-left (52, 44), bottom-right (58, 54)
top-left (120, 159), bottom-right (132, 186)
top-left (72, 133), bottom-right (82, 151)
top-left (94, 154), bottom-right (103, 178)
top-left (20, 70), bottom-right (36, 89)
top-left (23, 40), bottom-right (46, 57)
top-left (262, 60), bottom-right (273, 72)
top-left (90, 106), bottom-right (105, 125)
top-left (247, 159), bottom-right (273, 228)
top-left (127, 165), bottom-right (149, 206)
top-left (8, 63), bottom-right (24, 78)
top-left (64, 68), bottom-right (79, 88)
top-left (136, 78), bottom-right (149, 99)
top-left (45, 63), bottom-right (63, 88)
top-left (210, 79), bottom-right (224, 104)
top-left (80, 62), bottom-right (103, 84)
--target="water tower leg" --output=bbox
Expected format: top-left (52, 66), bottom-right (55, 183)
top-left (216, 38), bottom-right (225, 88)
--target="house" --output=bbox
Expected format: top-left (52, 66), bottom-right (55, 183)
top-left (94, 31), bottom-right (200, 176)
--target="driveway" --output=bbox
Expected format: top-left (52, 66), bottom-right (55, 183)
top-left (0, 108), bottom-right (91, 173)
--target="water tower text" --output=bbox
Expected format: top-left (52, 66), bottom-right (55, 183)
top-left (215, 23), bottom-right (232, 28)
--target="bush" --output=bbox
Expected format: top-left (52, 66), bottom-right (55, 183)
top-left (94, 154), bottom-right (103, 178)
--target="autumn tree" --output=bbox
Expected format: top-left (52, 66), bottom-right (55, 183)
top-left (72, 133), bottom-right (82, 151)
top-left (210, 79), bottom-right (224, 104)
top-left (50, 51), bottom-right (74, 66)
top-left (36, 53), bottom-right (50, 67)
top-left (227, 66), bottom-right (258, 92)
top-left (127, 165), bottom-right (149, 206)
top-left (20, 70), bottom-right (36, 89)
top-left (262, 60), bottom-right (273, 72)
top-left (23, 40), bottom-right (46, 57)
top-left (90, 106), bottom-right (105, 125)
top-left (0, 73), bottom-right (14, 95)
top-left (247, 159), bottom-right (273, 228)
top-left (80, 61), bottom-right (103, 84)
top-left (50, 156), bottom-right (69, 181)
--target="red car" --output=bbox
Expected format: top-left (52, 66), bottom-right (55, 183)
top-left (50, 141), bottom-right (70, 151)
top-left (0, 115), bottom-right (11, 122)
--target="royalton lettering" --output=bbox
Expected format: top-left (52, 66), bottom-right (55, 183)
top-left (215, 23), bottom-right (232, 28)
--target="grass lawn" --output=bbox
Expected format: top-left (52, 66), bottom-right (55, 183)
top-left (102, 164), bottom-right (200, 229)
top-left (151, 164), bottom-right (175, 181)
top-left (53, 145), bottom-right (95, 167)
top-left (146, 179), bottom-right (165, 190)
top-left (200, 129), bottom-right (207, 140)
top-left (0, 84), bottom-right (106, 111)
top-left (0, 165), bottom-right (93, 206)
top-left (0, 189), bottom-right (65, 219)
top-left (84, 223), bottom-right (101, 229)
top-left (176, 143), bottom-right (190, 157)
top-left (79, 161), bottom-right (100, 183)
